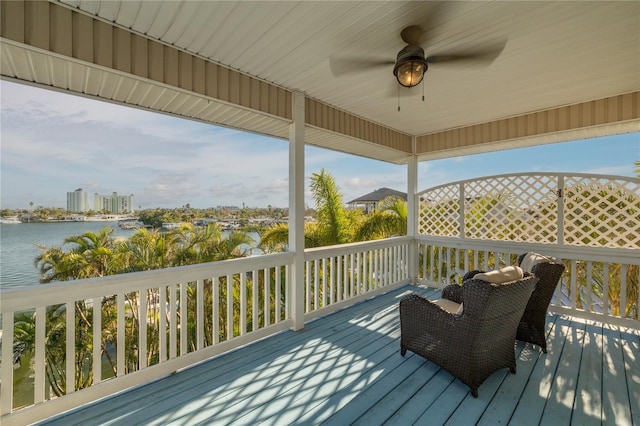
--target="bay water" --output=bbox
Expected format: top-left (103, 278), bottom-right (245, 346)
top-left (0, 222), bottom-right (262, 289)
top-left (0, 221), bottom-right (136, 289)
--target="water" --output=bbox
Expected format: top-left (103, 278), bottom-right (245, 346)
top-left (0, 222), bottom-right (262, 289)
top-left (0, 221), bottom-right (136, 289)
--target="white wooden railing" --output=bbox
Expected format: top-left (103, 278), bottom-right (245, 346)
top-left (303, 237), bottom-right (411, 321)
top-left (416, 239), bottom-right (639, 327)
top-left (0, 238), bottom-right (411, 424)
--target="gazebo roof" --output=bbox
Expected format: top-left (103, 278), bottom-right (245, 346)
top-left (1, 1), bottom-right (638, 164)
top-left (347, 188), bottom-right (407, 205)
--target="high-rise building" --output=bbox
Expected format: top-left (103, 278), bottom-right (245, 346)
top-left (67, 188), bottom-right (90, 213)
top-left (94, 192), bottom-right (135, 214)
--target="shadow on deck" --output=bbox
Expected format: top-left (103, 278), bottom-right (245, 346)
top-left (39, 285), bottom-right (639, 425)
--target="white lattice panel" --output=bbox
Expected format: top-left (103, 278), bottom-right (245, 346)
top-left (464, 175), bottom-right (558, 242)
top-left (418, 173), bottom-right (640, 249)
top-left (418, 183), bottom-right (461, 237)
top-left (563, 176), bottom-right (640, 249)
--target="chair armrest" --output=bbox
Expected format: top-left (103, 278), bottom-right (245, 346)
top-left (462, 269), bottom-right (483, 281)
top-left (442, 284), bottom-right (463, 304)
top-left (400, 294), bottom-right (461, 321)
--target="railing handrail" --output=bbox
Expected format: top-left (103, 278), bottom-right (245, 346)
top-left (0, 252), bottom-right (295, 312)
top-left (414, 235), bottom-right (640, 265)
top-left (304, 236), bottom-right (411, 260)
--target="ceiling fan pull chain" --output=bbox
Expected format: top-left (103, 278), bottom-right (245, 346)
top-left (422, 81), bottom-right (425, 102)
top-left (398, 84), bottom-right (401, 112)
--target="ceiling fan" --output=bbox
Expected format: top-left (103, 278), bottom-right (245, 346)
top-left (330, 24), bottom-right (506, 92)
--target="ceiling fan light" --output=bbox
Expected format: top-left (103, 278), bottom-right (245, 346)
top-left (395, 61), bottom-right (426, 88)
top-left (393, 45), bottom-right (428, 88)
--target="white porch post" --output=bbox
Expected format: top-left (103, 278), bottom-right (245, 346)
top-left (407, 136), bottom-right (418, 283)
top-left (289, 91), bottom-right (305, 331)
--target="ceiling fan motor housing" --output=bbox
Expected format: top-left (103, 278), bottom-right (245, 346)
top-left (393, 45), bottom-right (428, 87)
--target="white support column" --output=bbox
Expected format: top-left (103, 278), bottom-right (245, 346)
top-left (407, 136), bottom-right (418, 284)
top-left (289, 91), bottom-right (306, 331)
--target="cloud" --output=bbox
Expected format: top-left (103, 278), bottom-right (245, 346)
top-left (3, 80), bottom-right (637, 211)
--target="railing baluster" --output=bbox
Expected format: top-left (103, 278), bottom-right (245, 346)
top-left (139, 290), bottom-right (147, 368)
top-left (305, 261), bottom-right (311, 312)
top-left (367, 250), bottom-right (376, 291)
top-left (570, 260), bottom-right (577, 309)
top-left (1, 311), bottom-right (14, 414)
top-left (322, 258), bottom-right (327, 307)
top-left (240, 272), bottom-right (247, 335)
top-left (620, 264), bottom-right (627, 318)
top-left (180, 284), bottom-right (187, 356)
top-left (337, 255), bottom-right (342, 302)
top-left (66, 300), bottom-right (75, 392)
top-left (313, 261), bottom-right (318, 312)
top-left (35, 306), bottom-right (46, 402)
top-left (276, 267), bottom-right (282, 322)
top-left (357, 252), bottom-right (362, 294)
top-left (226, 274), bottom-right (233, 340)
top-left (169, 284), bottom-right (177, 359)
top-left (117, 292), bottom-right (125, 375)
top-left (213, 276), bottom-right (219, 344)
top-left (586, 262), bottom-right (593, 312)
top-left (159, 285), bottom-right (167, 362)
top-left (197, 280), bottom-right (204, 350)
top-left (603, 263), bottom-right (610, 315)
top-left (252, 270), bottom-right (258, 331)
top-left (264, 268), bottom-right (270, 327)
top-left (285, 265), bottom-right (290, 320)
top-left (92, 298), bottom-right (101, 383)
top-left (349, 253), bottom-right (355, 297)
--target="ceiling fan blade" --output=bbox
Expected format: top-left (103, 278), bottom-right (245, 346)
top-left (329, 56), bottom-right (395, 77)
top-left (426, 39), bottom-right (507, 66)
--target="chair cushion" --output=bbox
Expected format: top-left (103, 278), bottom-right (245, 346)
top-left (520, 252), bottom-right (556, 273)
top-left (473, 265), bottom-right (524, 284)
top-left (432, 298), bottom-right (464, 315)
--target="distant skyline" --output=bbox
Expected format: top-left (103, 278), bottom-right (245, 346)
top-left (1, 80), bottom-right (638, 210)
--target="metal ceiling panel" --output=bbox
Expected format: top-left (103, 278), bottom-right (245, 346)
top-left (53, 1), bottom-right (639, 138)
top-left (3, 0), bottom-right (638, 165)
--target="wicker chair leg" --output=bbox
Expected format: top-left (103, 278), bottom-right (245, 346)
top-left (471, 388), bottom-right (479, 398)
top-left (510, 366), bottom-right (516, 374)
top-left (400, 347), bottom-right (407, 356)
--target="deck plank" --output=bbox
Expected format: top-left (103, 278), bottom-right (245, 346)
top-left (622, 326), bottom-right (640, 425)
top-left (447, 342), bottom-right (527, 426)
top-left (572, 320), bottom-right (603, 426)
top-left (37, 285), bottom-right (638, 426)
top-left (539, 318), bottom-right (586, 425)
top-left (511, 315), bottom-right (570, 424)
top-left (601, 323), bottom-right (633, 425)
top-left (383, 369), bottom-right (456, 425)
top-left (477, 315), bottom-right (560, 426)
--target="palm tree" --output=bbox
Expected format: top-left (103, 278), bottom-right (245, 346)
top-left (261, 169), bottom-right (355, 252)
top-left (354, 196), bottom-right (407, 241)
top-left (310, 169), bottom-right (352, 245)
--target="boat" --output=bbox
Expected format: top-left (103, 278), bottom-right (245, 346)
top-left (0, 216), bottom-right (21, 224)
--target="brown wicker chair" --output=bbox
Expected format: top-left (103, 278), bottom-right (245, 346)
top-left (399, 272), bottom-right (538, 397)
top-left (443, 253), bottom-right (565, 353)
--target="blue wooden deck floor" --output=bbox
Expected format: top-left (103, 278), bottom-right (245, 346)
top-left (40, 285), bottom-right (639, 426)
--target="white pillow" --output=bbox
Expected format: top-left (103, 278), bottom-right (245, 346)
top-left (473, 265), bottom-right (524, 284)
top-left (520, 252), bottom-right (556, 273)
top-left (432, 298), bottom-right (464, 315)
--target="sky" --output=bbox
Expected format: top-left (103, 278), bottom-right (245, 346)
top-left (1, 79), bottom-right (638, 210)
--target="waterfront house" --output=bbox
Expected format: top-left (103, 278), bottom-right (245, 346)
top-left (347, 187), bottom-right (407, 214)
top-left (1, 1), bottom-right (638, 424)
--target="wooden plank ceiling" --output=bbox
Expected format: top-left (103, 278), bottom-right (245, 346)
top-left (1, 1), bottom-right (638, 164)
